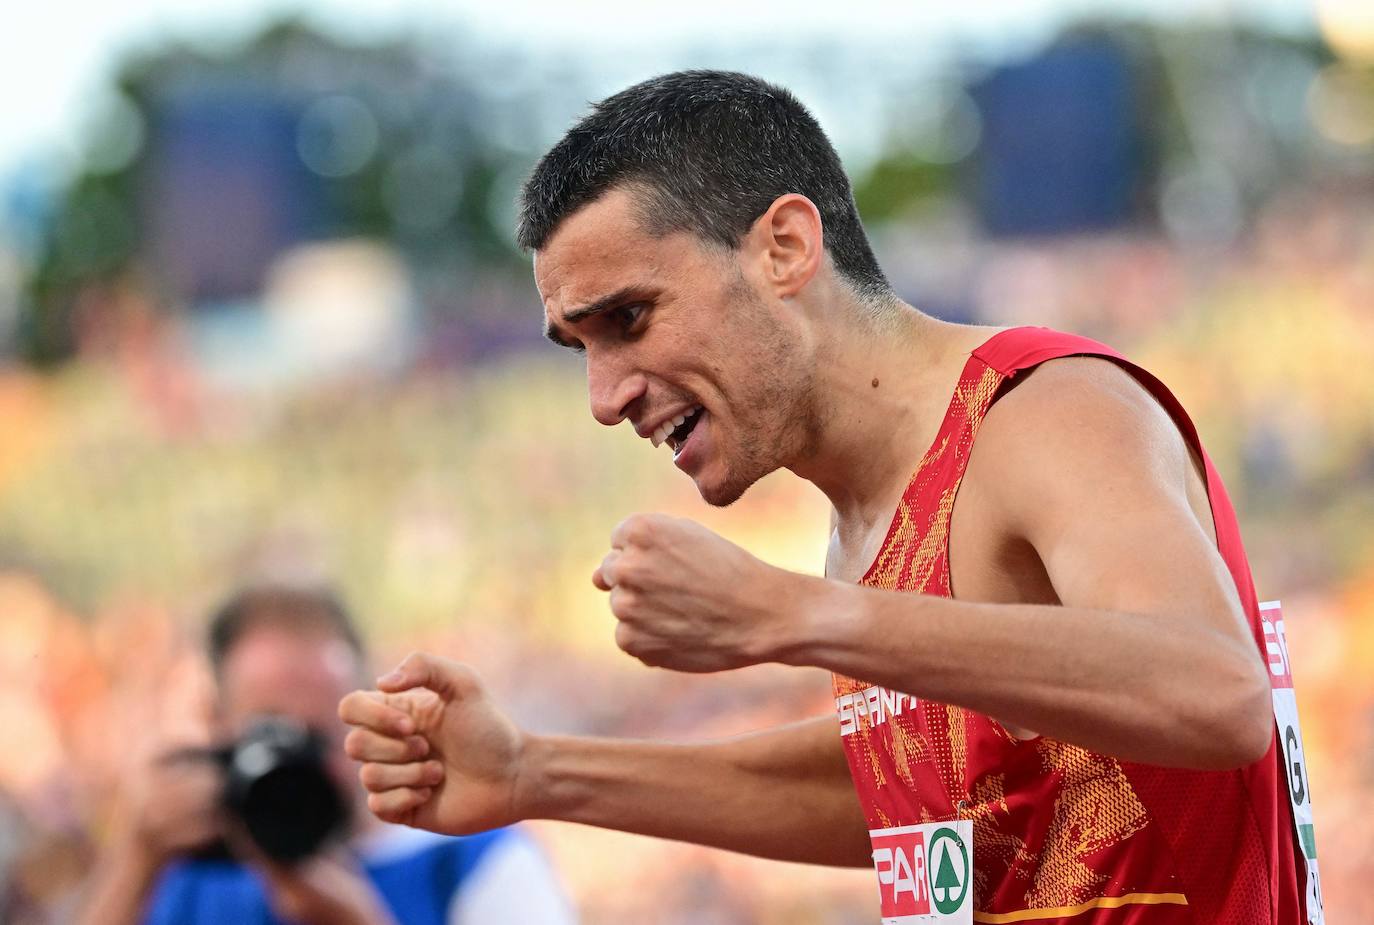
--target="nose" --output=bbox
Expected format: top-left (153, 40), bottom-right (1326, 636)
top-left (587, 350), bottom-right (647, 427)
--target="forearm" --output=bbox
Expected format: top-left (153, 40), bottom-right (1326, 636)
top-left (789, 578), bottom-right (1271, 769)
top-left (73, 839), bottom-right (162, 925)
top-left (517, 715), bottom-right (871, 866)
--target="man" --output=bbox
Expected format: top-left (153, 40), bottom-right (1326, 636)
top-left (77, 585), bottom-right (573, 925)
top-left (340, 71), bottom-right (1315, 923)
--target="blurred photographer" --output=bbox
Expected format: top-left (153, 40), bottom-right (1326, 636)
top-left (76, 585), bottom-right (574, 925)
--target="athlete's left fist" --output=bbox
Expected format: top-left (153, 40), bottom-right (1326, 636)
top-left (593, 513), bottom-right (802, 672)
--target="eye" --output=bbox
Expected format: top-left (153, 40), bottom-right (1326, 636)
top-left (613, 303), bottom-right (647, 333)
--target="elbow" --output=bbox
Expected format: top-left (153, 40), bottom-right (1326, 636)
top-left (1191, 653), bottom-right (1274, 770)
top-left (1214, 692), bottom-right (1273, 771)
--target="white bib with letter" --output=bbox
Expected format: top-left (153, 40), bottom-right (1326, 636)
top-left (1261, 601), bottom-right (1325, 925)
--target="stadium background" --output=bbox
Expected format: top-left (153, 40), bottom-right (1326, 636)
top-left (0, 1), bottom-right (1371, 921)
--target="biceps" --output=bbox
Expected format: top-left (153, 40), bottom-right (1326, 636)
top-left (1038, 505), bottom-right (1248, 640)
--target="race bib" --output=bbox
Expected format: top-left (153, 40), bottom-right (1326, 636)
top-left (869, 819), bottom-right (974, 924)
top-left (1261, 601), bottom-right (1325, 925)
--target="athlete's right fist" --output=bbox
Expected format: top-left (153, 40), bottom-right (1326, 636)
top-left (338, 653), bottom-right (527, 835)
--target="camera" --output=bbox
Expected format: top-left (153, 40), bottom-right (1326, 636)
top-left (218, 717), bottom-right (351, 862)
top-left (169, 717), bottom-right (351, 863)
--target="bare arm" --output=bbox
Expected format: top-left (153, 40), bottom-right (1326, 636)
top-left (74, 841), bottom-right (164, 925)
top-left (783, 359), bottom-right (1272, 768)
top-left (340, 660), bottom-right (871, 867)
top-left (521, 715), bottom-right (871, 866)
top-left (72, 755), bottom-right (223, 925)
top-left (797, 584), bottom-right (1268, 769)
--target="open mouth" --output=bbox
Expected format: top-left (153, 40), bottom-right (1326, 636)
top-left (651, 405), bottom-right (704, 456)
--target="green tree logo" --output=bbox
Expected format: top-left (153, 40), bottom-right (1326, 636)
top-left (928, 827), bottom-right (970, 915)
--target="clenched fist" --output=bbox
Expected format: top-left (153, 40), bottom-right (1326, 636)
top-left (338, 654), bottom-right (526, 835)
top-left (593, 513), bottom-right (810, 672)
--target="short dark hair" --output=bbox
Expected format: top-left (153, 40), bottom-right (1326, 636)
top-left (206, 584), bottom-right (365, 677)
top-left (518, 70), bottom-right (891, 298)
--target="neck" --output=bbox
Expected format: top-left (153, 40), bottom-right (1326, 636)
top-left (787, 300), bottom-right (985, 532)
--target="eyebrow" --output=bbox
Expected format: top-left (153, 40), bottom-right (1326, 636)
top-left (542, 285), bottom-right (647, 348)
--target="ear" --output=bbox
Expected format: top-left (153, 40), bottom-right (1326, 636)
top-left (748, 193), bottom-right (824, 299)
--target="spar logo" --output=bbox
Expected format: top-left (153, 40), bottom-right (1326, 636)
top-left (870, 821), bottom-right (972, 922)
top-left (928, 828), bottom-right (971, 914)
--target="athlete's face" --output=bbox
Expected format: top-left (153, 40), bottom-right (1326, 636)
top-left (535, 187), bottom-right (819, 506)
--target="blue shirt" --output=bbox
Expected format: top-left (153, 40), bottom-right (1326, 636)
top-left (143, 828), bottom-right (509, 925)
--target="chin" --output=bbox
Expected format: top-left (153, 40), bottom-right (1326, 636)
top-left (696, 483), bottom-right (747, 508)
top-left (691, 464), bottom-right (763, 508)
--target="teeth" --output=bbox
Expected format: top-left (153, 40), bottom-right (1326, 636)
top-left (648, 406), bottom-right (703, 450)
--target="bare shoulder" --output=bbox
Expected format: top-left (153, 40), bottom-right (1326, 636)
top-left (969, 355), bottom-right (1200, 532)
top-left (985, 355), bottom-right (1175, 435)
top-left (979, 354), bottom-right (1186, 453)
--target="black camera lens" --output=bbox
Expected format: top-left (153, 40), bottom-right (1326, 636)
top-left (221, 718), bottom-right (350, 863)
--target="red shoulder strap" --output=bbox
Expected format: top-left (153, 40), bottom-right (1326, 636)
top-left (973, 326), bottom-right (1129, 378)
top-left (972, 326), bottom-right (1262, 624)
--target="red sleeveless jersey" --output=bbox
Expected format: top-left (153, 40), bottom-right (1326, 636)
top-left (832, 327), bottom-right (1305, 923)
